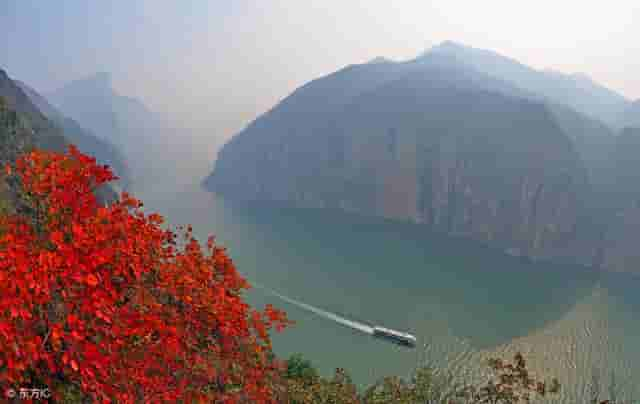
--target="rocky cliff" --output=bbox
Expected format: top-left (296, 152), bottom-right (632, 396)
top-left (207, 52), bottom-right (605, 267)
top-left (0, 68), bottom-right (117, 205)
top-left (0, 69), bottom-right (67, 152)
top-left (622, 100), bottom-right (640, 129)
top-left (16, 80), bottom-right (131, 189)
top-left (599, 128), bottom-right (640, 272)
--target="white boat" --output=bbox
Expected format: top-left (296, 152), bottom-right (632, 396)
top-left (372, 326), bottom-right (417, 348)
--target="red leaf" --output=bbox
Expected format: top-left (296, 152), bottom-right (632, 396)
top-left (86, 273), bottom-right (99, 287)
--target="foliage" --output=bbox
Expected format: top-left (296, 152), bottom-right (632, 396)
top-left (0, 143), bottom-right (631, 404)
top-left (284, 366), bottom-right (359, 404)
top-left (285, 353), bottom-right (319, 383)
top-left (362, 366), bottom-right (466, 404)
top-left (461, 353), bottom-right (561, 403)
top-left (282, 352), bottom-right (565, 404)
top-left (0, 146), bottom-right (289, 403)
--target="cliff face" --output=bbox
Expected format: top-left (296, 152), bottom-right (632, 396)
top-left (16, 80), bottom-right (131, 189)
top-left (0, 96), bottom-right (35, 169)
top-left (0, 69), bottom-right (117, 205)
top-left (622, 101), bottom-right (640, 129)
top-left (208, 55), bottom-right (601, 267)
top-left (0, 69), bottom-right (67, 152)
top-left (600, 128), bottom-right (640, 272)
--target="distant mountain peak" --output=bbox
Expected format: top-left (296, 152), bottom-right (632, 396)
top-left (571, 72), bottom-right (593, 82)
top-left (417, 40), bottom-right (493, 64)
top-left (426, 40), bottom-right (523, 66)
top-left (92, 71), bottom-right (112, 85)
top-left (83, 72), bottom-right (112, 91)
top-left (412, 41), bottom-right (464, 62)
top-left (427, 40), bottom-right (472, 55)
top-left (77, 71), bottom-right (112, 90)
top-left (435, 40), bottom-right (468, 49)
top-left (54, 72), bottom-right (114, 97)
top-left (366, 56), bottom-right (392, 64)
top-left (542, 69), bottom-right (594, 84)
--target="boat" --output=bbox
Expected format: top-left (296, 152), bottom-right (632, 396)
top-left (372, 326), bottom-right (417, 348)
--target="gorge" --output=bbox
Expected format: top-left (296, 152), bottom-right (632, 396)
top-left (206, 42), bottom-right (640, 275)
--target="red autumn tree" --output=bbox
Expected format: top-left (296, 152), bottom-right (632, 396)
top-left (0, 146), bottom-right (289, 403)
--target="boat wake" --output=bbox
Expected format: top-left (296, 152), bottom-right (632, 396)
top-left (252, 283), bottom-right (374, 335)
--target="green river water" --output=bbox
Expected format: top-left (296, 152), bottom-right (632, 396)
top-left (133, 178), bottom-right (640, 402)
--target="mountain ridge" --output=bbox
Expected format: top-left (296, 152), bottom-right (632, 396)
top-left (423, 41), bottom-right (630, 129)
top-left (16, 80), bottom-right (131, 190)
top-left (207, 50), bottom-right (602, 267)
top-left (48, 72), bottom-right (175, 188)
top-left (0, 68), bottom-right (67, 152)
top-left (205, 43), bottom-right (638, 274)
top-left (623, 100), bottom-right (640, 129)
top-left (0, 68), bottom-right (117, 205)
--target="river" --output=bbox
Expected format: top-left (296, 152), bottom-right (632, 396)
top-left (132, 176), bottom-right (640, 403)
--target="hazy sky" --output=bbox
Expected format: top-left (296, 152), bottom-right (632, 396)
top-left (2, 0), bottom-right (639, 149)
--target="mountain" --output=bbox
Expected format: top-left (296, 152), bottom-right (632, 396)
top-left (596, 128), bottom-right (640, 210)
top-left (0, 68), bottom-right (116, 205)
top-left (16, 80), bottom-right (130, 190)
top-left (48, 72), bottom-right (174, 187)
top-left (207, 51), bottom-right (604, 267)
top-left (48, 72), bottom-right (120, 143)
top-left (599, 128), bottom-right (640, 272)
top-left (622, 100), bottom-right (640, 129)
top-left (416, 42), bottom-right (617, 182)
top-left (426, 41), bottom-right (631, 129)
top-left (0, 96), bottom-right (35, 170)
top-left (367, 56), bottom-right (393, 64)
top-left (0, 96), bottom-right (37, 214)
top-left (545, 103), bottom-right (615, 189)
top-left (0, 68), bottom-right (67, 152)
